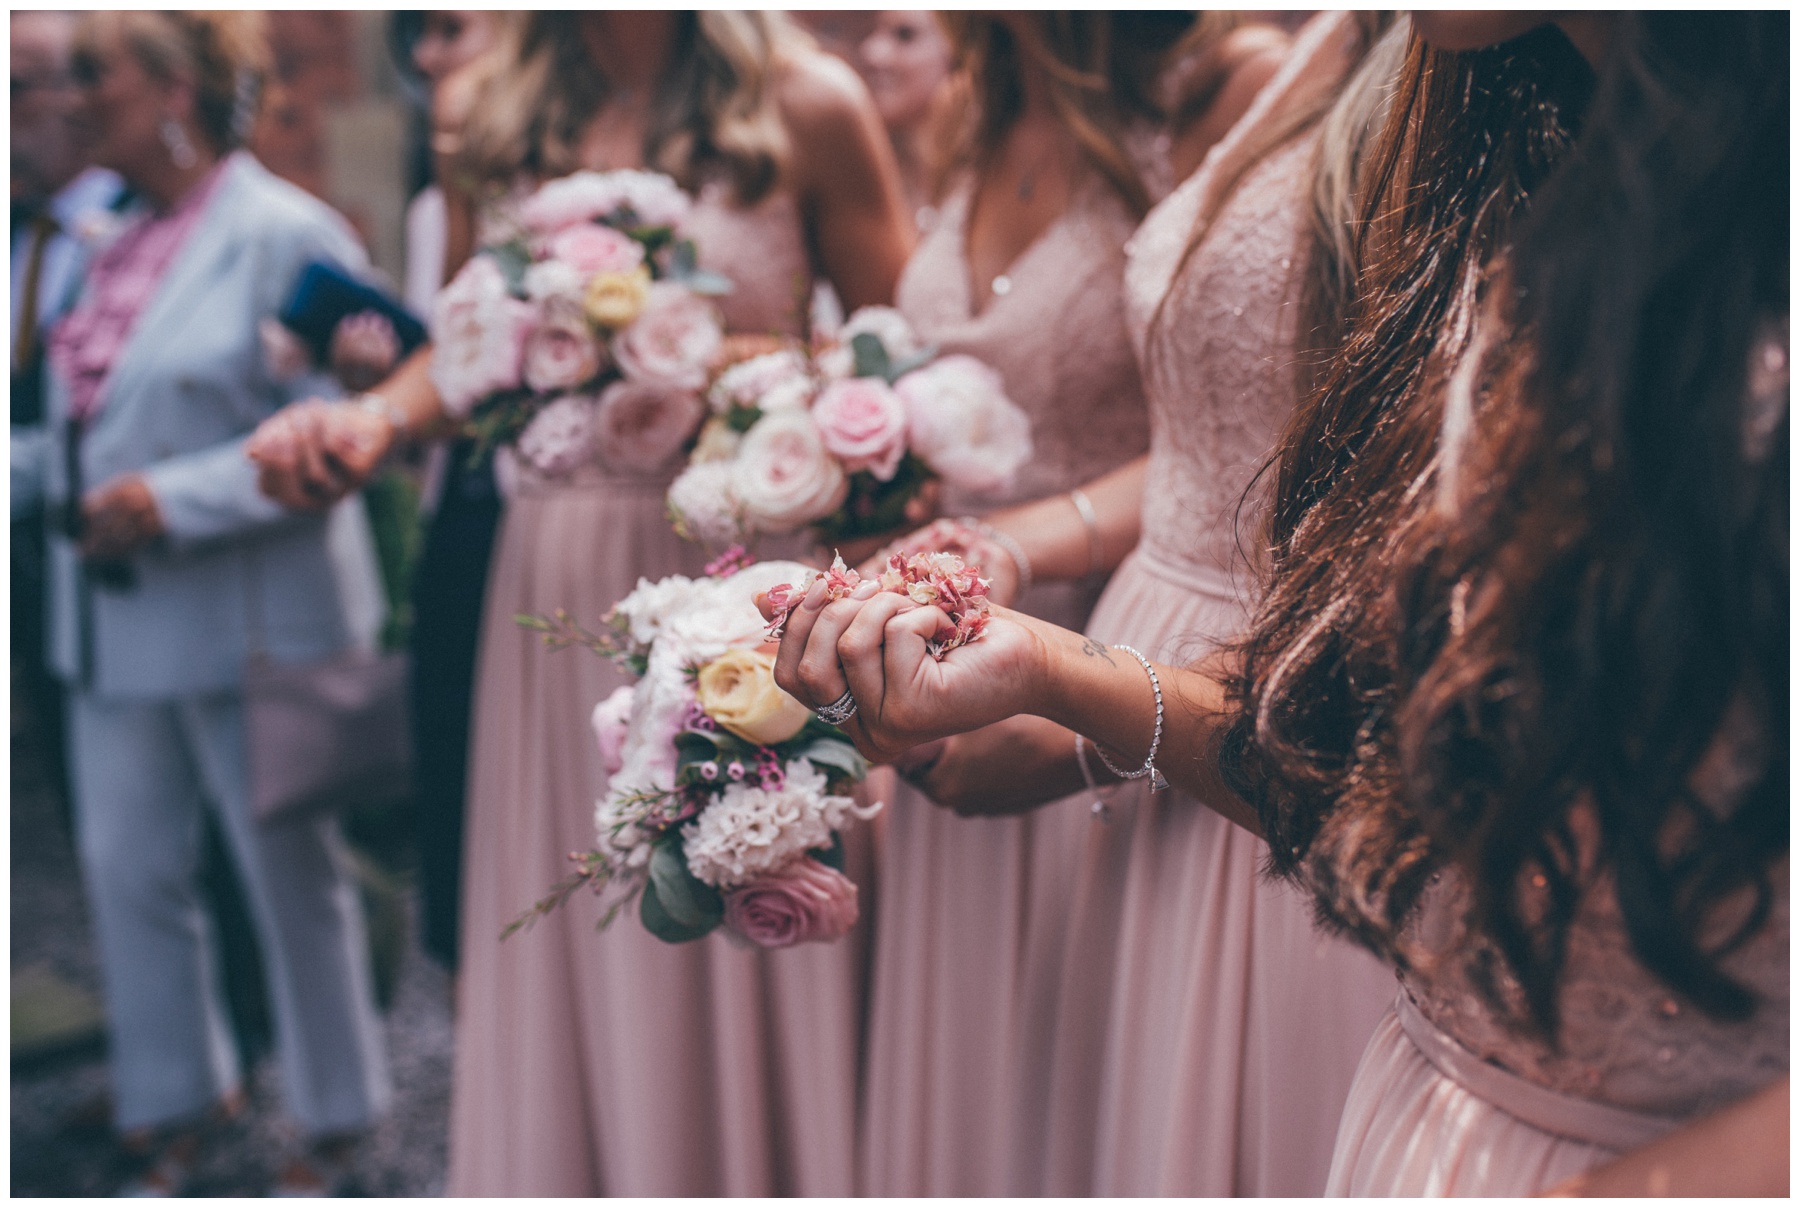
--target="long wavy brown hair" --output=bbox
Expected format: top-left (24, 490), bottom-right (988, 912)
top-left (1225, 14), bottom-right (1789, 1035)
top-left (934, 12), bottom-right (1195, 217)
top-left (452, 12), bottom-right (796, 203)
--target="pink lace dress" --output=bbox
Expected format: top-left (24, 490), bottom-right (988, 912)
top-left (858, 167), bottom-right (1155, 1195)
top-left (448, 181), bottom-right (868, 1196)
top-left (1327, 334), bottom-right (1791, 1196)
top-left (1039, 15), bottom-right (1398, 1195)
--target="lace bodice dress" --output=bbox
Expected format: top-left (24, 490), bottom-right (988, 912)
top-left (1328, 333), bottom-right (1791, 1195)
top-left (858, 163), bottom-right (1157, 1194)
top-left (450, 179), bottom-right (870, 1196)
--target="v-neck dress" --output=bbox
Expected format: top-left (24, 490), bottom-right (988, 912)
top-left (857, 168), bottom-right (1153, 1195)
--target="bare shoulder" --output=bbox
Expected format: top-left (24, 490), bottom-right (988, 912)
top-left (774, 46), bottom-right (879, 144)
top-left (1215, 24), bottom-right (1291, 102)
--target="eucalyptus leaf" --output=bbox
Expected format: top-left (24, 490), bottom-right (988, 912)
top-left (640, 878), bottom-right (719, 943)
top-left (681, 269), bottom-right (735, 296)
top-left (884, 343), bottom-right (938, 384)
top-left (648, 837), bottom-right (724, 930)
top-left (800, 737), bottom-right (869, 782)
top-left (671, 239), bottom-right (699, 277)
top-left (486, 242), bottom-right (533, 296)
top-left (850, 331), bottom-right (891, 379)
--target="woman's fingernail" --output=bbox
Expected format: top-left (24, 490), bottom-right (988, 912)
top-left (851, 579), bottom-right (880, 600)
top-left (803, 579), bottom-right (829, 609)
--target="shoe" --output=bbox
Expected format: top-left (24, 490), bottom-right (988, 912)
top-left (269, 1134), bottom-right (361, 1197)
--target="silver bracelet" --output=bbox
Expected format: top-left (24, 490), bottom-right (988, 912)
top-left (1090, 644), bottom-right (1168, 791)
top-left (1074, 733), bottom-right (1114, 821)
top-left (354, 391), bottom-right (407, 439)
top-left (960, 516), bottom-right (1032, 593)
top-left (1068, 488), bottom-right (1104, 576)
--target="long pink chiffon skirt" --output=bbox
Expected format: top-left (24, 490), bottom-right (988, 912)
top-left (857, 579), bottom-right (1101, 1196)
top-left (447, 472), bottom-right (866, 1196)
top-left (1041, 549), bottom-right (1398, 1196)
top-left (1326, 994), bottom-right (1668, 1195)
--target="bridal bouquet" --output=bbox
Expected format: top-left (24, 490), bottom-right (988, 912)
top-left (514, 550), bottom-right (881, 947)
top-left (430, 169), bottom-right (729, 475)
top-left (666, 306), bottom-right (1033, 547)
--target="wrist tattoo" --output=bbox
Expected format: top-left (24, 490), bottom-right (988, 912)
top-left (1081, 638), bottom-right (1116, 665)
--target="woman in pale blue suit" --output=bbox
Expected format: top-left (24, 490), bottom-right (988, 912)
top-left (9, 13), bottom-right (388, 1194)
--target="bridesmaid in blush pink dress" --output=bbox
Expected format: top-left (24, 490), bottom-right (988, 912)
top-left (857, 13), bottom-right (1291, 1196)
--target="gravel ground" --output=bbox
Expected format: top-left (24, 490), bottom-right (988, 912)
top-left (9, 713), bottom-right (454, 1197)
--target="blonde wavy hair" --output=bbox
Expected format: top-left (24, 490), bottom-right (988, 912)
top-left (454, 12), bottom-right (799, 204)
top-left (75, 11), bottom-right (269, 153)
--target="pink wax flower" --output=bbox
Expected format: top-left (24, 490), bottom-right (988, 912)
top-left (723, 858), bottom-right (860, 948)
top-left (811, 376), bottom-right (909, 481)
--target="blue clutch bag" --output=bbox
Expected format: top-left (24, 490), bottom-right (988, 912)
top-left (278, 260), bottom-right (428, 365)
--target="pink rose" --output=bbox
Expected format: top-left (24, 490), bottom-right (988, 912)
top-left (591, 685), bottom-right (635, 776)
top-left (429, 255), bottom-right (534, 417)
top-left (523, 297), bottom-right (605, 393)
top-left (895, 354), bottom-right (1034, 496)
top-left (515, 395), bottom-right (598, 477)
top-left (723, 857), bottom-right (861, 947)
top-left (811, 376), bottom-right (909, 481)
top-left (544, 224), bottom-right (646, 277)
top-left (614, 283), bottom-right (722, 391)
top-left (593, 378), bottom-right (705, 473)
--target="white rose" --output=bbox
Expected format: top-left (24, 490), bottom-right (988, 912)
top-left (611, 573), bottom-right (698, 648)
top-left (592, 378), bottom-right (705, 473)
top-left (895, 354), bottom-right (1034, 497)
top-left (841, 305), bottom-right (922, 359)
top-left (667, 460), bottom-right (744, 548)
top-left (514, 394), bottom-right (599, 477)
top-left (661, 576), bottom-right (771, 664)
top-left (522, 259), bottom-right (585, 303)
top-left (730, 410), bottom-right (848, 533)
top-left (614, 283), bottom-right (723, 390)
top-left (429, 255), bottom-right (535, 417)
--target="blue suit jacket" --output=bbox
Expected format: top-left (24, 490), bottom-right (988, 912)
top-left (12, 152), bottom-right (385, 699)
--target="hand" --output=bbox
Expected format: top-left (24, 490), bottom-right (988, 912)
top-left (862, 516), bottom-right (1025, 606)
top-left (78, 473), bottom-right (163, 561)
top-left (765, 578), bottom-right (1049, 765)
top-left (327, 311), bottom-right (401, 393)
top-left (246, 399), bottom-right (394, 510)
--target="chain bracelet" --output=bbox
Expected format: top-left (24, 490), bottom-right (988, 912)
top-left (1091, 644), bottom-right (1168, 791)
top-left (960, 516), bottom-right (1033, 593)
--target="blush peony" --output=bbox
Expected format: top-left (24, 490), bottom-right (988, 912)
top-left (723, 858), bottom-right (861, 948)
top-left (544, 223), bottom-right (646, 277)
top-left (667, 460), bottom-right (745, 548)
top-left (516, 168), bottom-right (693, 235)
top-left (429, 255), bottom-right (535, 417)
top-left (592, 378), bottom-right (705, 473)
top-left (522, 296), bottom-right (605, 393)
top-left (811, 376), bottom-right (910, 481)
top-left (614, 283), bottom-right (724, 390)
top-left (730, 409), bottom-right (848, 532)
top-left (895, 354), bottom-right (1033, 496)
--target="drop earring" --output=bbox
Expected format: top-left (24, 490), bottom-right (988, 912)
top-left (160, 117), bottom-right (198, 170)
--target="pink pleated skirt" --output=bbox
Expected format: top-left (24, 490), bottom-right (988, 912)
top-left (447, 469), bottom-right (867, 1196)
top-left (1043, 547), bottom-right (1399, 1196)
top-left (1327, 993), bottom-right (1683, 1195)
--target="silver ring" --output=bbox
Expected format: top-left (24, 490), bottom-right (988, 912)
top-left (814, 689), bottom-right (857, 725)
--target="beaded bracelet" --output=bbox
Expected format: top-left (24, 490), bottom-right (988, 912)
top-left (1091, 644), bottom-right (1168, 791)
top-left (960, 516), bottom-right (1033, 593)
top-left (1068, 488), bottom-right (1105, 575)
top-left (354, 391), bottom-right (408, 439)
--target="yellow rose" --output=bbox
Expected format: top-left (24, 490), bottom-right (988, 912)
top-left (694, 648), bottom-right (813, 746)
top-left (585, 265), bottom-right (652, 329)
